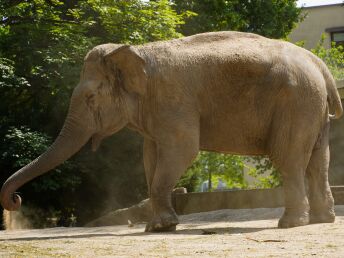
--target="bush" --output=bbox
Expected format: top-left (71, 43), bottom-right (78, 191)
top-left (311, 35), bottom-right (344, 80)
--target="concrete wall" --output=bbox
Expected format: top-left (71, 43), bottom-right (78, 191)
top-left (337, 80), bottom-right (344, 98)
top-left (174, 188), bottom-right (284, 215)
top-left (289, 4), bottom-right (344, 49)
top-left (330, 112), bottom-right (344, 185)
top-left (329, 80), bottom-right (344, 185)
top-left (174, 186), bottom-right (344, 215)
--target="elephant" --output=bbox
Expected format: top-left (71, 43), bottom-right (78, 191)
top-left (1, 31), bottom-right (343, 232)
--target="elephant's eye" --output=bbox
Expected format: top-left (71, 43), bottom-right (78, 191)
top-left (86, 93), bottom-right (95, 100)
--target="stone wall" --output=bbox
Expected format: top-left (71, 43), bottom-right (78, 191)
top-left (174, 186), bottom-right (344, 215)
top-left (330, 99), bottom-right (344, 185)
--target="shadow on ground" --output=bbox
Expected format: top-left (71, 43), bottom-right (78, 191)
top-left (1, 206), bottom-right (343, 242)
top-left (0, 225), bottom-right (274, 242)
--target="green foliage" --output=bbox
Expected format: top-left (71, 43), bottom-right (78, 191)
top-left (311, 35), bottom-right (344, 80)
top-left (0, 126), bottom-right (81, 193)
top-left (0, 58), bottom-right (31, 123)
top-left (0, 58), bottom-right (30, 89)
top-left (245, 156), bottom-right (282, 189)
top-left (178, 152), bottom-right (281, 192)
top-left (173, 0), bottom-right (301, 38)
top-left (178, 151), bottom-right (248, 192)
top-left (1, 127), bottom-right (51, 168)
top-left (88, 0), bottom-right (192, 44)
top-left (0, 1), bottom-right (95, 132)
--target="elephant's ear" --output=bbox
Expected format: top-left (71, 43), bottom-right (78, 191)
top-left (104, 45), bottom-right (147, 96)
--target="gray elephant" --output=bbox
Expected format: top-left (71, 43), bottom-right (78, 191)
top-left (1, 31), bottom-right (342, 232)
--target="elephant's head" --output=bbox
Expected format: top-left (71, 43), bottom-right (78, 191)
top-left (0, 44), bottom-right (147, 211)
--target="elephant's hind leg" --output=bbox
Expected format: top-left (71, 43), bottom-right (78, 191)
top-left (306, 122), bottom-right (335, 224)
top-left (270, 120), bottom-right (314, 228)
top-left (276, 159), bottom-right (310, 228)
top-left (145, 131), bottom-right (199, 232)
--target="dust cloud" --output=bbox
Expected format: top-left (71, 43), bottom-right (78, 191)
top-left (3, 209), bottom-right (32, 230)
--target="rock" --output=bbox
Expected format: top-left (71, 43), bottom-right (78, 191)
top-left (85, 188), bottom-right (188, 227)
top-left (85, 199), bottom-right (152, 227)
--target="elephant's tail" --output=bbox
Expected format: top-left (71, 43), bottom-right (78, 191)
top-left (317, 58), bottom-right (343, 119)
top-left (324, 70), bottom-right (343, 119)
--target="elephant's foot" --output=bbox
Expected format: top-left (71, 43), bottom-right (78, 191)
top-left (310, 209), bottom-right (335, 224)
top-left (278, 210), bottom-right (309, 228)
top-left (145, 211), bottom-right (179, 232)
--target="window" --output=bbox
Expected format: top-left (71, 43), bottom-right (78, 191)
top-left (326, 27), bottom-right (344, 48)
top-left (332, 31), bottom-right (344, 47)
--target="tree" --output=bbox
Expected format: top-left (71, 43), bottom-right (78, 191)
top-left (177, 152), bottom-right (248, 192)
top-left (244, 156), bottom-right (281, 189)
top-left (173, 0), bottom-right (301, 38)
top-left (88, 0), bottom-right (189, 44)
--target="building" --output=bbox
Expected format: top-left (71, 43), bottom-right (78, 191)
top-left (289, 3), bottom-right (344, 49)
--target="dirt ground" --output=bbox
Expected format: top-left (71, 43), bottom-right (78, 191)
top-left (0, 206), bottom-right (344, 257)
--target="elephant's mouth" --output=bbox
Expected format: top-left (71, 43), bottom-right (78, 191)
top-left (91, 122), bottom-right (127, 152)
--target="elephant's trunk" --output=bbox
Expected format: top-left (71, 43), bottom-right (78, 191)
top-left (0, 99), bottom-right (94, 211)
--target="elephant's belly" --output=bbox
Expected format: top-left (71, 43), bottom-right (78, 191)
top-left (199, 120), bottom-right (268, 156)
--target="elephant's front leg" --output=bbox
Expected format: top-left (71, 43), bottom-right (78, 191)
top-left (143, 138), bottom-right (157, 195)
top-left (144, 135), bottom-right (199, 232)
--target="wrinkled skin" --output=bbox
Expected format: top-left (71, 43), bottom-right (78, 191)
top-left (1, 32), bottom-right (343, 232)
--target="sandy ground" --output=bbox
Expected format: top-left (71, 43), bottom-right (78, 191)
top-left (0, 206), bottom-right (344, 257)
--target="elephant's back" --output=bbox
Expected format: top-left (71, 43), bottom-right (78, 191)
top-left (141, 31), bottom-right (321, 95)
top-left (139, 31), bottom-right (309, 88)
top-left (140, 31), bottom-right (287, 64)
top-left (142, 31), bottom-right (270, 51)
top-left (140, 31), bottom-right (322, 111)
